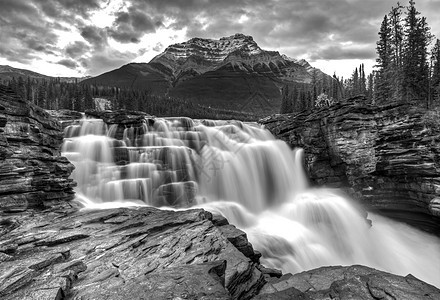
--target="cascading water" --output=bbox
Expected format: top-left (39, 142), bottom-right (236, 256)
top-left (62, 115), bottom-right (440, 287)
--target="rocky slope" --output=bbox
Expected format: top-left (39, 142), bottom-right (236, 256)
top-left (1, 206), bottom-right (439, 300)
top-left (261, 96), bottom-right (440, 234)
top-left (84, 33), bottom-right (332, 114)
top-left (0, 85), bottom-right (76, 211)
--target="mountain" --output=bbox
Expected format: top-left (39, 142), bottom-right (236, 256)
top-left (0, 65), bottom-right (90, 83)
top-left (84, 33), bottom-right (334, 114)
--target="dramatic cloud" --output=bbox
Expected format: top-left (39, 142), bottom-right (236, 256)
top-left (108, 7), bottom-right (160, 43)
top-left (80, 25), bottom-right (109, 49)
top-left (85, 49), bottom-right (139, 75)
top-left (0, 0), bottom-right (439, 77)
top-left (57, 58), bottom-right (79, 69)
top-left (65, 41), bottom-right (90, 58)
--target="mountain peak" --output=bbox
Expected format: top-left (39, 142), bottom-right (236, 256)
top-left (150, 33), bottom-right (262, 66)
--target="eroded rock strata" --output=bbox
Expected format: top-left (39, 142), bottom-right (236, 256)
top-left (1, 207), bottom-right (439, 300)
top-left (0, 85), bottom-right (76, 211)
top-left (0, 207), bottom-right (266, 299)
top-left (261, 96), bottom-right (440, 233)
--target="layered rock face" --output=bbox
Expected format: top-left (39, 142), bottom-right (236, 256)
top-left (0, 207), bottom-right (266, 299)
top-left (0, 85), bottom-right (76, 210)
top-left (2, 206), bottom-right (438, 300)
top-left (261, 96), bottom-right (440, 233)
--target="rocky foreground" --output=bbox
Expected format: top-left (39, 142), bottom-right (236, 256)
top-left (1, 207), bottom-right (439, 300)
top-left (1, 86), bottom-right (440, 299)
top-left (261, 96), bottom-right (440, 234)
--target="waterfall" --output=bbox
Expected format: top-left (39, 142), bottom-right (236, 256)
top-left (62, 115), bottom-right (440, 287)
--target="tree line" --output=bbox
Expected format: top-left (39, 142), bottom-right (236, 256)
top-left (374, 0), bottom-right (440, 107)
top-left (2, 77), bottom-right (260, 121)
top-left (281, 0), bottom-right (440, 113)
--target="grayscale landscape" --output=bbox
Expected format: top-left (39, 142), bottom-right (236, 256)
top-left (1, 0), bottom-right (440, 299)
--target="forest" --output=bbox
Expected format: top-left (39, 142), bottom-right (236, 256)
top-left (281, 0), bottom-right (440, 113)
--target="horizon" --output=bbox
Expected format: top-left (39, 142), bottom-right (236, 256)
top-left (1, 0), bottom-right (439, 79)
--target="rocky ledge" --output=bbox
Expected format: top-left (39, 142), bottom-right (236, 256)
top-left (261, 96), bottom-right (440, 233)
top-left (0, 85), bottom-right (76, 211)
top-left (1, 207), bottom-right (439, 300)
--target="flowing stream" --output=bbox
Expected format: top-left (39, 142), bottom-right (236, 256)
top-left (62, 116), bottom-right (440, 288)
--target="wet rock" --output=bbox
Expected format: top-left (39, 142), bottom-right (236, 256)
top-left (261, 98), bottom-right (440, 233)
top-left (256, 265), bottom-right (440, 300)
top-left (0, 85), bottom-right (76, 211)
top-left (0, 207), bottom-right (265, 300)
top-left (218, 224), bottom-right (257, 260)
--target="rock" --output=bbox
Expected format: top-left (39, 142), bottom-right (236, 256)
top-left (256, 265), bottom-right (440, 300)
top-left (0, 85), bottom-right (76, 211)
top-left (218, 224), bottom-right (258, 261)
top-left (261, 98), bottom-right (440, 234)
top-left (257, 265), bottom-right (283, 279)
top-left (0, 206), bottom-right (265, 300)
top-left (429, 198), bottom-right (440, 217)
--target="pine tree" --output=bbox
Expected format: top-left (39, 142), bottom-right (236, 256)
top-left (403, 0), bottom-right (432, 106)
top-left (360, 64), bottom-right (367, 94)
top-left (280, 85), bottom-right (292, 113)
top-left (352, 67), bottom-right (359, 94)
top-left (375, 14), bottom-right (393, 104)
top-left (367, 72), bottom-right (375, 104)
top-left (431, 39), bottom-right (440, 106)
top-left (389, 3), bottom-right (405, 99)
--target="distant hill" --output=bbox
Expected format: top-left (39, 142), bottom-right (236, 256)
top-left (0, 65), bottom-right (90, 83)
top-left (84, 33), bottom-right (333, 114)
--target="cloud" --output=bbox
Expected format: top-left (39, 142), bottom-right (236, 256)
top-left (86, 49), bottom-right (138, 75)
top-left (153, 43), bottom-right (163, 52)
top-left (80, 25), bottom-right (108, 49)
top-left (1, 0), bottom-right (440, 77)
top-left (57, 58), bottom-right (79, 69)
top-left (310, 45), bottom-right (376, 61)
top-left (108, 7), bottom-right (160, 43)
top-left (65, 41), bottom-right (90, 58)
top-left (0, 0), bottom-right (60, 63)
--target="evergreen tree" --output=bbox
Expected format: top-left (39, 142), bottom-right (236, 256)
top-left (367, 72), bottom-right (375, 104)
top-left (375, 14), bottom-right (393, 103)
top-left (360, 64), bottom-right (367, 94)
top-left (280, 85), bottom-right (292, 113)
top-left (402, 0), bottom-right (431, 104)
top-left (389, 3), bottom-right (405, 99)
top-left (431, 39), bottom-right (440, 106)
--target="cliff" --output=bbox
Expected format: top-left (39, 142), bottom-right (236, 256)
top-left (261, 96), bottom-right (440, 234)
top-left (0, 85), bottom-right (76, 211)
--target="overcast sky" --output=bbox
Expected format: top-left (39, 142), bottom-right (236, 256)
top-left (1, 0), bottom-right (439, 79)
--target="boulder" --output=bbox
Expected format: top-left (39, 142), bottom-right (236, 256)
top-left (0, 206), bottom-right (265, 300)
top-left (256, 265), bottom-right (440, 300)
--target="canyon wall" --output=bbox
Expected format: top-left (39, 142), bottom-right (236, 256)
top-left (0, 85), bottom-right (76, 211)
top-left (261, 96), bottom-right (440, 233)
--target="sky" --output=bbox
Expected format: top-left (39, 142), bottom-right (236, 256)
top-left (0, 0), bottom-right (439, 79)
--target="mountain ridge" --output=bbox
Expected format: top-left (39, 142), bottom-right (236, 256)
top-left (0, 65), bottom-right (91, 83)
top-left (85, 33), bottom-right (333, 114)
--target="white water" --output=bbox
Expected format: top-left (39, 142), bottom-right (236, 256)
top-left (62, 116), bottom-right (440, 288)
